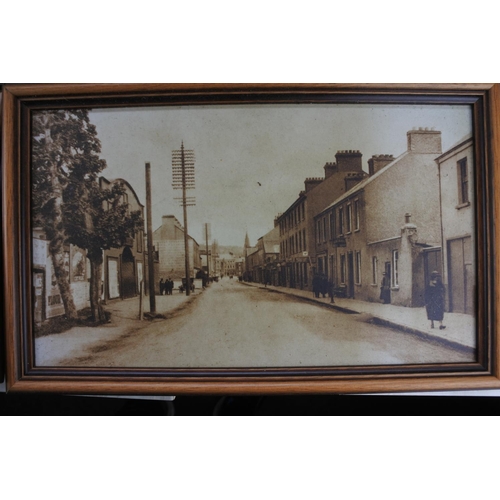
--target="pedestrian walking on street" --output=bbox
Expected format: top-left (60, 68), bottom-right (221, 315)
top-left (380, 272), bottom-right (390, 304)
top-left (320, 273), bottom-right (328, 298)
top-left (312, 273), bottom-right (321, 298)
top-left (425, 271), bottom-right (446, 329)
top-left (159, 278), bottom-right (164, 296)
top-left (328, 279), bottom-right (335, 303)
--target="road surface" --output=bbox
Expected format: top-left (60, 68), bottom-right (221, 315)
top-left (53, 278), bottom-right (474, 368)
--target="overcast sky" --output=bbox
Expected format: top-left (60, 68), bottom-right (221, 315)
top-left (89, 103), bottom-right (472, 247)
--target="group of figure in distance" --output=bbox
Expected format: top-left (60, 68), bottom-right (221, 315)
top-left (158, 278), bottom-right (175, 295)
top-left (312, 273), bottom-right (335, 303)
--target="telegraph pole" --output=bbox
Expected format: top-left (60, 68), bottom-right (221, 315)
top-left (145, 162), bottom-right (156, 313)
top-left (172, 142), bottom-right (195, 296)
top-left (205, 223), bottom-right (211, 281)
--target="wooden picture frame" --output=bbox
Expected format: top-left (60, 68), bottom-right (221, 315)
top-left (2, 83), bottom-right (499, 395)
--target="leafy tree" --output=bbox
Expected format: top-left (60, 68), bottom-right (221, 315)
top-left (32, 109), bottom-right (143, 323)
top-left (32, 110), bottom-right (103, 320)
top-left (64, 178), bottom-right (143, 321)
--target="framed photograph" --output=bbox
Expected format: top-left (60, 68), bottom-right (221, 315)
top-left (2, 83), bottom-right (499, 394)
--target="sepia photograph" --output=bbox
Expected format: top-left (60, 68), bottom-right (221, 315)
top-left (30, 99), bottom-right (477, 369)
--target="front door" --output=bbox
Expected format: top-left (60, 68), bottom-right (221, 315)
top-left (383, 261), bottom-right (391, 304)
top-left (448, 237), bottom-right (473, 314)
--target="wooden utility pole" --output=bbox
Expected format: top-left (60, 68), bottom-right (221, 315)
top-left (205, 223), bottom-right (210, 281)
top-left (145, 162), bottom-right (156, 313)
top-left (172, 142), bottom-right (195, 296)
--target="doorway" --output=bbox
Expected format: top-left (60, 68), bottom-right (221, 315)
top-left (448, 237), bottom-right (473, 314)
top-left (383, 261), bottom-right (391, 304)
top-left (121, 247), bottom-right (136, 299)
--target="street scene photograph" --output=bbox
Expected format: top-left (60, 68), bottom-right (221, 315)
top-left (31, 102), bottom-right (476, 368)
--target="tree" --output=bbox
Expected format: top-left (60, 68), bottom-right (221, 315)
top-left (64, 178), bottom-right (143, 322)
top-left (32, 110), bottom-right (104, 320)
top-left (32, 109), bottom-right (143, 323)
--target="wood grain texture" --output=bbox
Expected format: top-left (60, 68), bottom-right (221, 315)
top-left (491, 84), bottom-right (500, 380)
top-left (3, 83), bottom-right (495, 99)
top-left (2, 83), bottom-right (499, 395)
top-left (0, 91), bottom-right (3, 384)
top-left (7, 374), bottom-right (500, 395)
top-left (2, 88), bottom-right (21, 390)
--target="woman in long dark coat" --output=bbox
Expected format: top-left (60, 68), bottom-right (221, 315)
top-left (379, 273), bottom-right (390, 304)
top-left (312, 273), bottom-right (321, 298)
top-left (425, 271), bottom-right (446, 329)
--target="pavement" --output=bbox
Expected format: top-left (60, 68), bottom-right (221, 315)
top-left (241, 281), bottom-right (476, 353)
top-left (35, 289), bottom-right (202, 366)
top-left (104, 287), bottom-right (202, 322)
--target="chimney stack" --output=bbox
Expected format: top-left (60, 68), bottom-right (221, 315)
top-left (368, 154), bottom-right (394, 176)
top-left (335, 150), bottom-right (363, 172)
top-left (304, 177), bottom-right (323, 192)
top-left (323, 162), bottom-right (337, 178)
top-left (407, 128), bottom-right (442, 154)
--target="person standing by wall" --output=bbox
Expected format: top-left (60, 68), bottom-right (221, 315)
top-left (425, 271), bottom-right (446, 329)
top-left (380, 272), bottom-right (390, 304)
top-left (312, 273), bottom-right (320, 298)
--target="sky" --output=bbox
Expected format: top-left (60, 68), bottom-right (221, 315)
top-left (89, 103), bottom-right (472, 247)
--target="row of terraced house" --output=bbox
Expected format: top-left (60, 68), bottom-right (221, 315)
top-left (247, 128), bottom-right (474, 315)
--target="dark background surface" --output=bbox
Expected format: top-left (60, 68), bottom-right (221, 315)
top-left (1, 392), bottom-right (499, 415)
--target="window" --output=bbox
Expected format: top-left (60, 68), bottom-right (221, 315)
top-left (457, 157), bottom-right (469, 205)
top-left (316, 220), bottom-right (321, 244)
top-left (372, 256), bottom-right (377, 284)
top-left (346, 203), bottom-right (352, 233)
top-left (323, 217), bottom-right (327, 242)
top-left (302, 229), bottom-right (306, 251)
top-left (354, 199), bottom-right (360, 231)
top-left (340, 254), bottom-right (346, 284)
top-left (338, 206), bottom-right (344, 235)
top-left (392, 250), bottom-right (399, 287)
top-left (329, 211), bottom-right (335, 240)
top-left (355, 251), bottom-right (361, 284)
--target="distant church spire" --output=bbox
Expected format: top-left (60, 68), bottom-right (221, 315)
top-left (244, 232), bottom-right (250, 249)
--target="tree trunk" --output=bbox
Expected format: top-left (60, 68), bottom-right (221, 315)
top-left (88, 251), bottom-right (106, 322)
top-left (45, 124), bottom-right (78, 320)
top-left (49, 237), bottom-right (78, 321)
